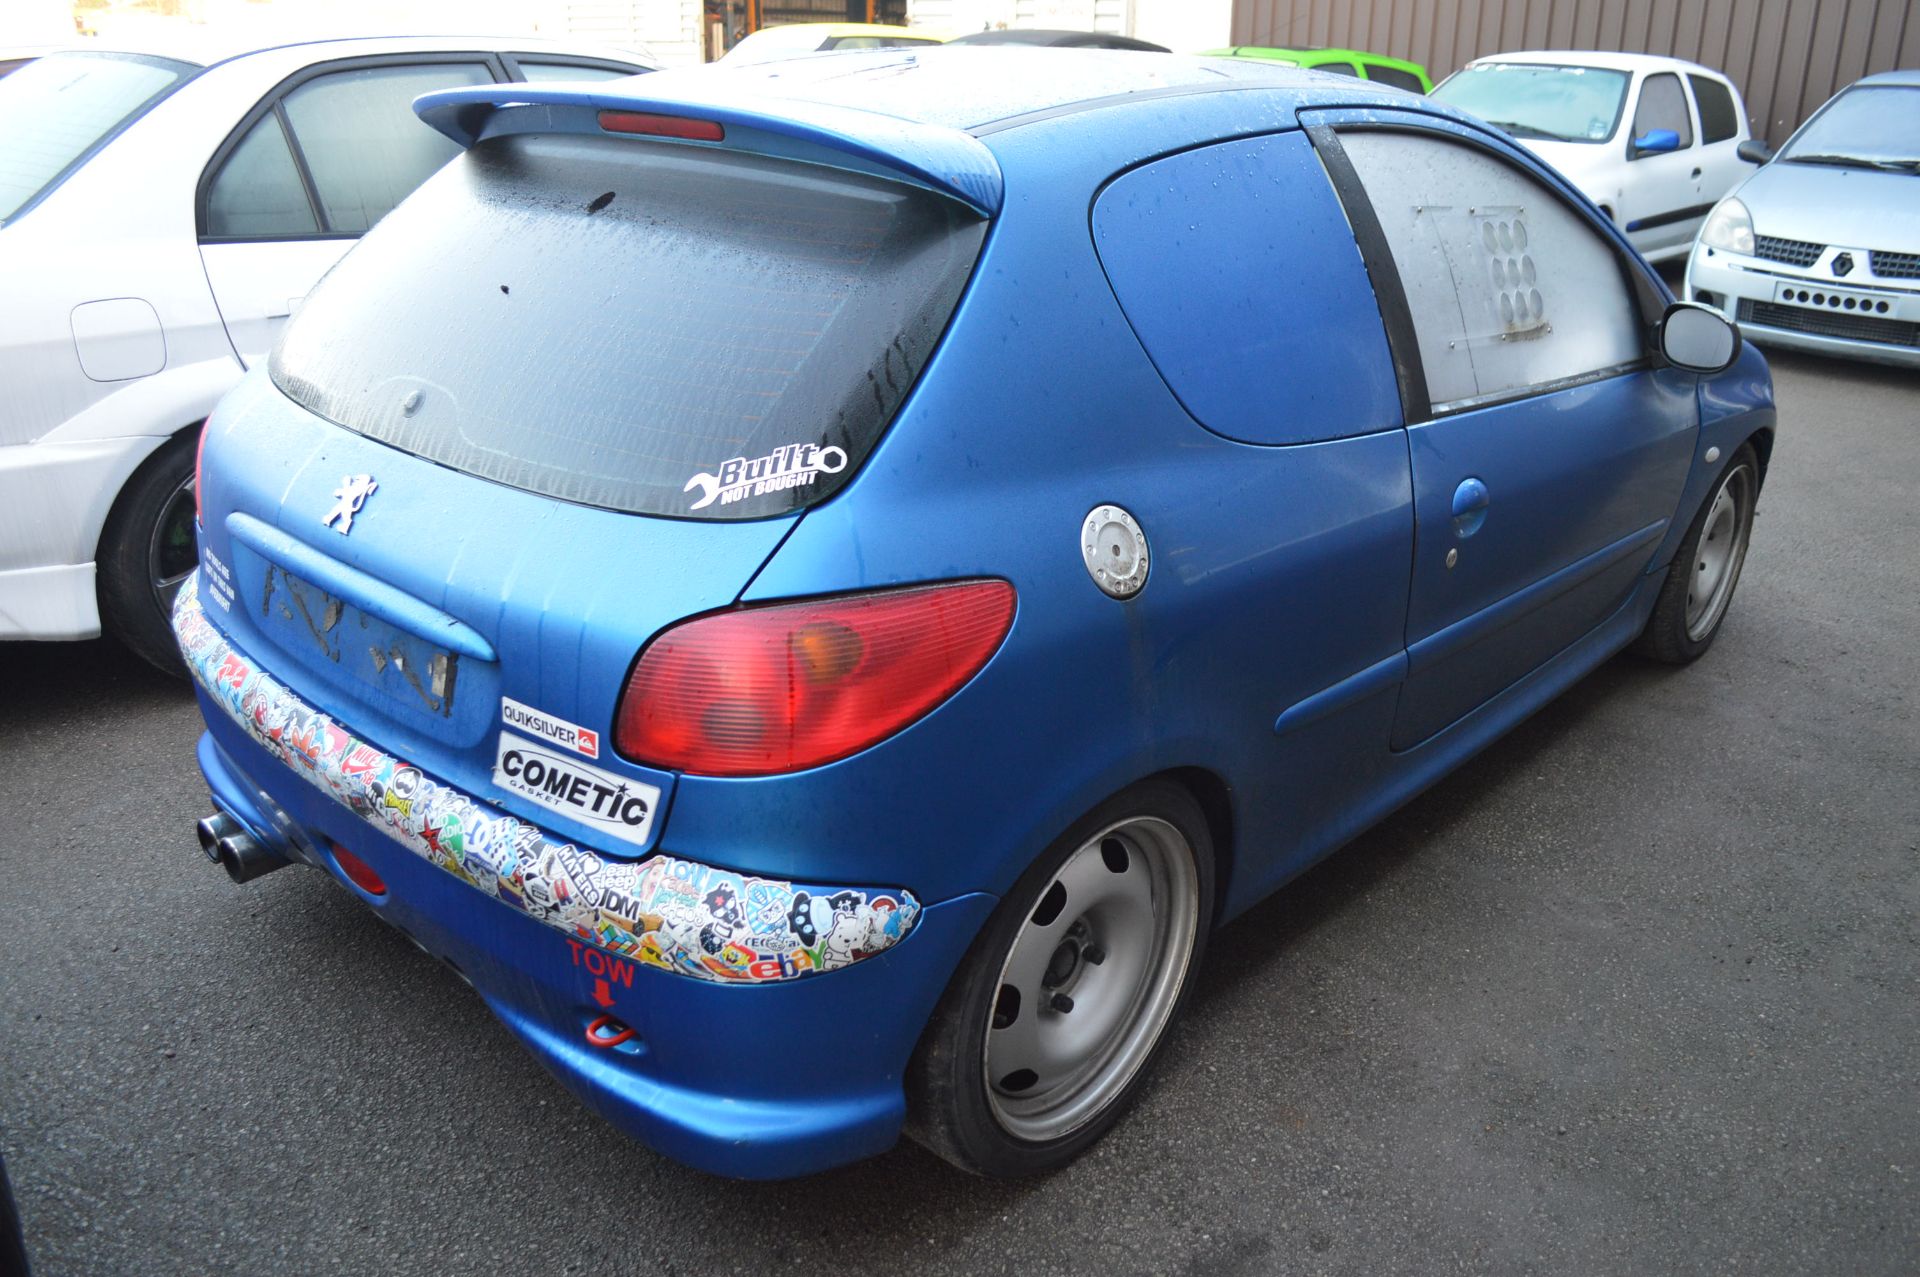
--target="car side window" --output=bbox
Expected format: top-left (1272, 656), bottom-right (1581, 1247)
top-left (1633, 72), bottom-right (1693, 148)
top-left (1336, 129), bottom-right (1643, 413)
top-left (279, 61), bottom-right (492, 234)
top-left (1366, 65), bottom-right (1426, 94)
top-left (204, 111), bottom-right (319, 238)
top-left (515, 62), bottom-right (638, 82)
top-left (1317, 62), bottom-right (1361, 77)
top-left (1688, 74), bottom-right (1740, 144)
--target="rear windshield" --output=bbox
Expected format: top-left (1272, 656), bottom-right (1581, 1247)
top-left (272, 133), bottom-right (987, 520)
top-left (0, 51), bottom-right (194, 224)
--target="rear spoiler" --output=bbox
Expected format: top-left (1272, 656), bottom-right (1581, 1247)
top-left (414, 80), bottom-right (1002, 218)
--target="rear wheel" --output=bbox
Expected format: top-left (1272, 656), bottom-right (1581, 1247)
top-left (1634, 442), bottom-right (1757, 665)
top-left (97, 431), bottom-right (198, 677)
top-left (907, 779), bottom-right (1213, 1177)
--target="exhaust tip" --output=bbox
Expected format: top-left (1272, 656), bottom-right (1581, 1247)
top-left (196, 811), bottom-right (290, 883)
top-left (196, 814), bottom-right (234, 863)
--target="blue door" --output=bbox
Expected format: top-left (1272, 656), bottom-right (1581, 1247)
top-left (1307, 115), bottom-right (1698, 749)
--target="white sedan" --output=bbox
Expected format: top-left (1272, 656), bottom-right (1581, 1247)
top-left (1432, 50), bottom-right (1757, 263)
top-left (0, 34), bottom-right (656, 670)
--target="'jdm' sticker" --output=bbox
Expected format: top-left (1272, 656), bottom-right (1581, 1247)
top-left (493, 735), bottom-right (659, 849)
top-left (501, 696), bottom-right (599, 758)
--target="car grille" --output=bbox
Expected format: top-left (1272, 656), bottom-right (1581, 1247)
top-left (1737, 299), bottom-right (1920, 348)
top-left (1753, 235), bottom-right (1824, 267)
top-left (1870, 250), bottom-right (1920, 279)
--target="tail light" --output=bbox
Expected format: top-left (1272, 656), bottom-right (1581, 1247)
top-left (615, 580), bottom-right (1015, 776)
top-left (193, 423), bottom-right (207, 526)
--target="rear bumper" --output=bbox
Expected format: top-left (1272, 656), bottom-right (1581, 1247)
top-left (1687, 247), bottom-right (1920, 369)
top-left (179, 576), bottom-right (996, 1177)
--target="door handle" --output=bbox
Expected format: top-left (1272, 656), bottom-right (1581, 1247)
top-left (1451, 477), bottom-right (1490, 538)
top-left (1691, 167), bottom-right (1703, 179)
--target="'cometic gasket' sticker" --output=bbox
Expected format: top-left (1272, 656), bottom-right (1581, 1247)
top-left (684, 443), bottom-right (847, 511)
top-left (493, 734), bottom-right (658, 849)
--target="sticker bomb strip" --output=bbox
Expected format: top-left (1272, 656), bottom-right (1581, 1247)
top-left (174, 575), bottom-right (920, 984)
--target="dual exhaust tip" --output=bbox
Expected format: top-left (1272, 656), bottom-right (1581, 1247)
top-left (195, 812), bottom-right (289, 884)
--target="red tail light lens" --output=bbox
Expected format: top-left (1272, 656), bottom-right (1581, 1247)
top-left (330, 842), bottom-right (387, 896)
top-left (193, 422), bottom-right (207, 527)
top-left (598, 110), bottom-right (725, 142)
top-left (615, 580), bottom-right (1015, 776)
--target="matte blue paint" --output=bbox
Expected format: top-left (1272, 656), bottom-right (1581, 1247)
top-left (186, 54), bottom-right (1776, 1178)
top-left (1092, 130), bottom-right (1402, 445)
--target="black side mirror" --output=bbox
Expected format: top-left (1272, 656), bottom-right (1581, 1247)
top-left (1737, 138), bottom-right (1773, 164)
top-left (1657, 302), bottom-right (1741, 374)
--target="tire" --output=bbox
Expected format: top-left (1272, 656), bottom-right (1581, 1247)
top-left (906, 778), bottom-right (1214, 1177)
top-left (97, 430), bottom-right (199, 677)
top-left (1633, 441), bottom-right (1758, 665)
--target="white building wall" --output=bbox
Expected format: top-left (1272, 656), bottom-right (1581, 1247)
top-left (543, 0), bottom-right (707, 66)
top-left (909, 0), bottom-right (1228, 48)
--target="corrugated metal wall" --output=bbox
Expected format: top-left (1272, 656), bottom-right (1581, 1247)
top-left (1229, 0), bottom-right (1920, 144)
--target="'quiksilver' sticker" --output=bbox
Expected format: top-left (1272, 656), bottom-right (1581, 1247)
top-left (493, 735), bottom-right (659, 849)
top-left (501, 696), bottom-right (599, 759)
top-left (685, 443), bottom-right (847, 511)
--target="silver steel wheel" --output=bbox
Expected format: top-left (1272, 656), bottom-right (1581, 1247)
top-left (983, 815), bottom-right (1199, 1142)
top-left (1685, 463), bottom-right (1753, 642)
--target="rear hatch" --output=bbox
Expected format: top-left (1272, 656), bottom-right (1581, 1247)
top-left (198, 123), bottom-right (986, 857)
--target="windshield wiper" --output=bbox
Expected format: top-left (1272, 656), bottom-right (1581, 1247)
top-left (1484, 119), bottom-right (1577, 142)
top-left (1787, 153), bottom-right (1919, 172)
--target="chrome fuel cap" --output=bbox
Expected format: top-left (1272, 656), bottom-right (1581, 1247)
top-left (1083, 505), bottom-right (1149, 599)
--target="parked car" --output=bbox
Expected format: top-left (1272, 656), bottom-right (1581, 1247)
top-left (1685, 69), bottom-right (1920, 368)
top-left (1202, 44), bottom-right (1431, 93)
top-left (0, 35), bottom-right (657, 670)
top-left (722, 23), bottom-right (942, 62)
top-left (948, 28), bottom-right (1168, 52)
top-left (1432, 51), bottom-right (1756, 262)
top-left (178, 47), bottom-right (1773, 1181)
top-left (0, 45), bottom-right (59, 77)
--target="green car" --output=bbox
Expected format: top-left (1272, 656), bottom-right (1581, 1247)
top-left (1202, 46), bottom-right (1433, 95)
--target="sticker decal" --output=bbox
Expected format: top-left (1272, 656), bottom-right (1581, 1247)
top-left (172, 573), bottom-right (919, 985)
top-left (684, 443), bottom-right (847, 511)
top-left (493, 735), bottom-right (658, 848)
top-left (501, 696), bottom-right (600, 758)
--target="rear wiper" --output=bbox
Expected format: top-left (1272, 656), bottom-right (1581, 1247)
top-left (1787, 153), bottom-right (1919, 172)
top-left (1485, 119), bottom-right (1574, 142)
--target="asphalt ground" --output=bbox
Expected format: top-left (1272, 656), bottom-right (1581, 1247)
top-left (2, 348), bottom-right (1916, 1275)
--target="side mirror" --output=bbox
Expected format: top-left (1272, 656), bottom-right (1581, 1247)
top-left (1657, 302), bottom-right (1740, 374)
top-left (1736, 138), bottom-right (1773, 164)
top-left (1631, 128), bottom-right (1681, 157)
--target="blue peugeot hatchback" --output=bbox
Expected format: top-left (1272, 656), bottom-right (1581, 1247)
top-left (179, 50), bottom-right (1775, 1179)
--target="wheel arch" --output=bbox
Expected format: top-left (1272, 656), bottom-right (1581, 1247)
top-left (1141, 765), bottom-right (1236, 929)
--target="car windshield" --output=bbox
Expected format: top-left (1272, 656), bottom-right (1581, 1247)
top-left (1431, 62), bottom-right (1630, 144)
top-left (272, 133), bottom-right (986, 520)
top-left (0, 50), bottom-right (194, 224)
top-left (1778, 85), bottom-right (1920, 171)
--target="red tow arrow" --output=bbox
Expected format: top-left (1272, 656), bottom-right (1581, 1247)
top-left (591, 977), bottom-right (615, 1009)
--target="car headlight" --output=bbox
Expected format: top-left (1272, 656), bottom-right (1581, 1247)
top-left (1699, 197), bottom-right (1754, 254)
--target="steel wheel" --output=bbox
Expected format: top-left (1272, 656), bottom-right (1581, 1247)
top-left (983, 815), bottom-right (1200, 1142)
top-left (1684, 462), bottom-right (1753, 642)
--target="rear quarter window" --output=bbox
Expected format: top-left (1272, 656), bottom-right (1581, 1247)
top-left (1092, 130), bottom-right (1402, 446)
top-left (272, 134), bottom-right (985, 519)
